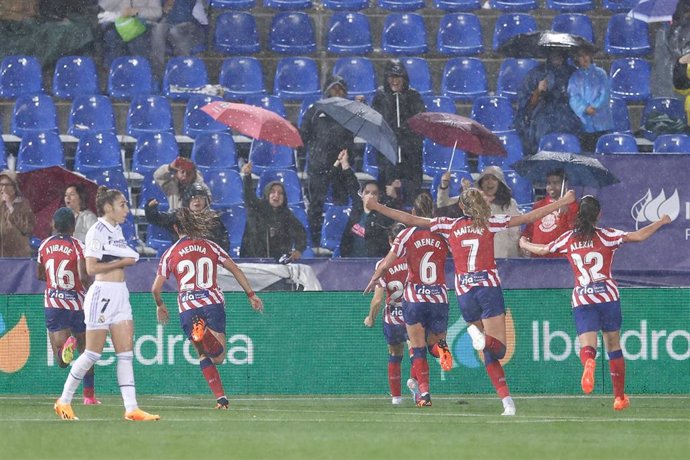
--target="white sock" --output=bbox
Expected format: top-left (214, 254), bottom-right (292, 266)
top-left (59, 350), bottom-right (100, 404)
top-left (502, 395), bottom-right (515, 409)
top-left (116, 351), bottom-right (138, 412)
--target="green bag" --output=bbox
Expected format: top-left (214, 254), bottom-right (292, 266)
top-left (115, 16), bottom-right (146, 42)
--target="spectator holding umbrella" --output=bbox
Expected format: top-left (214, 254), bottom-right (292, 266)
top-left (0, 170), bottom-right (35, 257)
top-left (153, 156), bottom-right (206, 211)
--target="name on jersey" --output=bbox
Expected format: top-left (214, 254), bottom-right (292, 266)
top-left (180, 289), bottom-right (210, 302)
top-left (575, 281), bottom-right (607, 296)
top-left (453, 226), bottom-right (484, 237)
top-left (44, 244), bottom-right (73, 256)
top-left (413, 238), bottom-right (443, 249)
top-left (570, 240), bottom-right (594, 251)
top-left (413, 283), bottom-right (443, 296)
top-left (388, 262), bottom-right (407, 276)
top-left (178, 245), bottom-right (208, 257)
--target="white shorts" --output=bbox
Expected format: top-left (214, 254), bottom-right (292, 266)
top-left (83, 281), bottom-right (132, 330)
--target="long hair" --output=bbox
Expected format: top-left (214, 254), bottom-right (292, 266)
top-left (493, 182), bottom-right (513, 210)
top-left (66, 183), bottom-right (89, 211)
top-left (95, 186), bottom-right (123, 217)
top-left (573, 195), bottom-right (600, 241)
top-left (175, 208), bottom-right (218, 240)
top-left (413, 191), bottom-right (434, 218)
top-left (459, 188), bottom-right (491, 230)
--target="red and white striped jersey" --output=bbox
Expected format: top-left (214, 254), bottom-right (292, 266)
top-left (391, 226), bottom-right (449, 303)
top-left (37, 235), bottom-right (86, 310)
top-left (548, 227), bottom-right (627, 307)
top-left (430, 215), bottom-right (511, 294)
top-left (376, 256), bottom-right (407, 325)
top-left (158, 237), bottom-right (230, 313)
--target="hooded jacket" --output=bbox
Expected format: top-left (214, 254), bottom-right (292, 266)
top-left (0, 170), bottom-right (35, 257)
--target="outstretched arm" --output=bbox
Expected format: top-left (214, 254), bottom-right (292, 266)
top-left (151, 275), bottom-right (169, 325)
top-left (519, 237), bottom-right (551, 256)
top-left (364, 250), bottom-right (397, 294)
top-left (222, 257), bottom-right (264, 313)
top-left (508, 190), bottom-right (576, 228)
top-left (365, 196), bottom-right (432, 228)
top-left (623, 215), bottom-right (672, 242)
top-left (364, 285), bottom-right (385, 328)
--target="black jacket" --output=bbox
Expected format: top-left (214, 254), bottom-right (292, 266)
top-left (144, 201), bottom-right (230, 251)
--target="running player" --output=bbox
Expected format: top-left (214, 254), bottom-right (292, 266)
top-left (54, 186), bottom-right (159, 421)
top-left (151, 208), bottom-right (264, 409)
top-left (365, 188), bottom-right (576, 415)
top-left (37, 207), bottom-right (98, 405)
top-left (520, 195), bottom-right (671, 411)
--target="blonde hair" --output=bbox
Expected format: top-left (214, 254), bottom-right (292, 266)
top-left (459, 188), bottom-right (491, 230)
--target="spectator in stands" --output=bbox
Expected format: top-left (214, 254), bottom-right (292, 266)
top-left (239, 162), bottom-right (307, 262)
top-left (568, 47), bottom-right (614, 153)
top-left (0, 170), bottom-right (35, 258)
top-left (145, 182), bottom-right (229, 250)
top-left (372, 59), bottom-right (426, 206)
top-left (521, 169), bottom-right (578, 257)
top-left (656, 1), bottom-right (690, 97)
top-left (153, 156), bottom-right (206, 211)
top-left (516, 50), bottom-right (582, 155)
top-left (64, 184), bottom-right (98, 243)
top-left (300, 75), bottom-right (356, 248)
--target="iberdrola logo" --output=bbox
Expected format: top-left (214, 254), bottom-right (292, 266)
top-left (0, 313), bottom-right (31, 373)
top-left (631, 189), bottom-right (680, 230)
top-left (444, 309), bottom-right (515, 369)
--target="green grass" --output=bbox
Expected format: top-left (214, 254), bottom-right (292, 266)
top-left (1, 395), bottom-right (689, 460)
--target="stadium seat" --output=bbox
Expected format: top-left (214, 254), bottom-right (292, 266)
top-left (609, 58), bottom-right (651, 102)
top-left (545, 0), bottom-right (593, 12)
top-left (183, 95), bottom-right (229, 138)
top-left (0, 55), bottom-right (42, 98)
top-left (320, 204), bottom-right (351, 256)
top-left (595, 133), bottom-right (638, 154)
top-left (107, 56), bottom-right (153, 99)
top-left (610, 97), bottom-right (632, 133)
top-left (332, 57), bottom-right (377, 100)
top-left (538, 132), bottom-right (582, 153)
top-left (639, 97), bottom-right (687, 141)
top-left (163, 57), bottom-right (209, 101)
top-left (437, 13), bottom-right (483, 56)
top-left (16, 132), bottom-right (64, 172)
top-left (205, 169), bottom-right (244, 209)
top-left (479, 131), bottom-right (524, 169)
top-left (602, 0), bottom-right (636, 12)
top-left (219, 204), bottom-right (247, 257)
top-left (434, 0), bottom-right (481, 11)
top-left (323, 0), bottom-right (368, 9)
top-left (492, 13), bottom-right (538, 51)
top-left (0, 139), bottom-right (6, 170)
top-left (441, 57), bottom-right (488, 102)
top-left (213, 11), bottom-right (260, 55)
top-left (297, 94), bottom-right (321, 128)
top-left (52, 56), bottom-right (99, 99)
top-left (378, 0), bottom-right (424, 11)
top-left (74, 132), bottom-right (123, 174)
top-left (653, 134), bottom-right (690, 153)
top-left (288, 204), bottom-right (314, 257)
top-left (361, 144), bottom-right (379, 179)
top-left (551, 13), bottom-right (594, 43)
top-left (382, 13), bottom-right (428, 55)
top-left (269, 12), bottom-right (317, 55)
top-left (192, 133), bottom-right (238, 172)
top-left (219, 57), bottom-right (266, 100)
top-left (264, 0), bottom-right (312, 9)
top-left (496, 58), bottom-right (539, 101)
top-left (131, 132), bottom-right (180, 175)
top-left (503, 169), bottom-right (534, 205)
top-left (422, 95), bottom-right (456, 113)
top-left (327, 12), bottom-right (373, 55)
top-left (274, 57), bottom-right (321, 101)
top-left (126, 95), bottom-right (174, 137)
top-left (138, 172), bottom-right (171, 211)
top-left (210, 0), bottom-right (256, 8)
top-left (257, 169), bottom-right (303, 205)
top-left (401, 57), bottom-right (432, 95)
top-left (146, 223), bottom-right (173, 257)
top-left (423, 142), bottom-right (468, 178)
top-left (249, 141), bottom-right (296, 174)
top-left (429, 169), bottom-right (472, 202)
top-left (83, 168), bottom-right (130, 201)
top-left (489, 0), bottom-right (538, 12)
top-left (245, 94), bottom-right (287, 117)
top-left (605, 14), bottom-right (651, 57)
top-left (471, 95), bottom-right (515, 133)
top-left (68, 95), bottom-right (116, 139)
top-left (11, 94), bottom-right (58, 137)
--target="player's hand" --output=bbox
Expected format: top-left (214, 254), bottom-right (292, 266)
top-left (363, 276), bottom-right (378, 294)
top-left (156, 304), bottom-right (169, 324)
top-left (249, 295), bottom-right (264, 313)
top-left (363, 316), bottom-right (375, 327)
top-left (660, 214), bottom-right (672, 225)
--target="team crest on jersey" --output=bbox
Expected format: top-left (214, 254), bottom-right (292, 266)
top-left (90, 239), bottom-right (101, 251)
top-left (538, 212), bottom-right (558, 233)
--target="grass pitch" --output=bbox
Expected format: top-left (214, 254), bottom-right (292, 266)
top-left (1, 394), bottom-right (689, 460)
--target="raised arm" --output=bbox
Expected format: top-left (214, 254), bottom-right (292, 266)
top-left (365, 197), bottom-right (432, 228)
top-left (519, 236), bottom-right (551, 256)
top-left (508, 190), bottom-right (576, 228)
top-left (623, 215), bottom-right (671, 243)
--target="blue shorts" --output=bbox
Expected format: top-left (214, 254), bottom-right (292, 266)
top-left (383, 322), bottom-right (408, 345)
top-left (44, 308), bottom-right (86, 334)
top-left (456, 286), bottom-right (506, 323)
top-left (573, 300), bottom-right (622, 335)
top-left (403, 301), bottom-right (449, 335)
top-left (179, 304), bottom-right (226, 340)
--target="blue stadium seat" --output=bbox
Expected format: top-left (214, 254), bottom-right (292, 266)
top-left (192, 133), bottom-right (238, 172)
top-left (213, 11), bottom-right (260, 55)
top-left (120, 214), bottom-right (139, 249)
top-left (382, 13), bottom-right (428, 55)
top-left (146, 223), bottom-right (173, 256)
top-left (609, 58), bottom-right (651, 102)
top-left (605, 14), bottom-right (651, 57)
top-left (361, 144), bottom-right (379, 179)
top-left (11, 94), bottom-right (58, 137)
top-left (441, 57), bottom-right (488, 102)
top-left (332, 57), bottom-right (377, 100)
top-left (257, 169), bottom-right (303, 204)
top-left (479, 131), bottom-right (524, 169)
top-left (538, 132), bottom-right (582, 153)
top-left (210, 0), bottom-right (256, 9)
top-left (108, 56), bottom-right (153, 100)
top-left (327, 12), bottom-right (373, 55)
top-left (378, 0), bottom-right (424, 10)
top-left (545, 0), bottom-right (593, 12)
top-left (206, 169), bottom-right (244, 209)
top-left (0, 139), bottom-right (6, 170)
top-left (297, 94), bottom-right (321, 128)
top-left (503, 169), bottom-right (534, 206)
top-left (320, 204), bottom-right (351, 256)
top-left (323, 0), bottom-right (368, 9)
top-left (274, 57), bottom-right (321, 101)
top-left (219, 57), bottom-right (266, 100)
top-left (183, 95), bottom-right (229, 138)
top-left (423, 142), bottom-right (467, 178)
top-left (126, 95), bottom-right (174, 137)
top-left (249, 141), bottom-right (296, 174)
top-left (52, 56), bottom-right (99, 99)
top-left (471, 95), bottom-right (514, 133)
top-left (492, 13), bottom-right (538, 51)
top-left (610, 97), bottom-right (632, 133)
top-left (434, 0), bottom-right (481, 11)
top-left (219, 204), bottom-right (247, 257)
top-left (402, 57), bottom-right (432, 95)
top-left (68, 95), bottom-right (116, 139)
top-left (489, 0), bottom-right (538, 12)
top-left (0, 56), bottom-right (42, 98)
top-left (639, 97), bottom-right (687, 141)
top-left (16, 132), bottom-right (64, 172)
top-left (437, 13), bottom-right (483, 56)
top-left (430, 169), bottom-right (472, 202)
top-left (83, 168), bottom-right (130, 202)
top-left (163, 57), bottom-right (209, 101)
top-left (653, 134), bottom-right (690, 153)
top-left (496, 58), bottom-right (539, 101)
top-left (288, 204), bottom-right (314, 257)
top-left (602, 0), bottom-right (636, 12)
top-left (269, 12), bottom-right (316, 55)
top-left (131, 132), bottom-right (179, 175)
top-left (551, 13), bottom-right (594, 43)
top-left (245, 94), bottom-right (287, 117)
top-left (595, 133), bottom-right (638, 154)
top-left (422, 95), bottom-right (456, 113)
top-left (74, 132), bottom-right (123, 174)
top-left (264, 0), bottom-right (312, 9)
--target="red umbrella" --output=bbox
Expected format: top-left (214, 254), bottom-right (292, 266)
top-left (408, 112), bottom-right (507, 156)
top-left (201, 101), bottom-right (303, 148)
top-left (17, 166), bottom-right (98, 239)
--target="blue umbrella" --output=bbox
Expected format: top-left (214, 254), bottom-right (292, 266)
top-left (628, 0), bottom-right (679, 23)
top-left (510, 150), bottom-right (620, 188)
top-left (314, 97), bottom-right (399, 165)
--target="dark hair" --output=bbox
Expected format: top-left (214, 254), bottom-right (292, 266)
top-left (413, 192), bottom-right (434, 218)
top-left (175, 208), bottom-right (217, 239)
top-left (66, 183), bottom-right (89, 211)
top-left (493, 182), bottom-right (513, 210)
top-left (361, 180), bottom-right (379, 191)
top-left (546, 169), bottom-right (565, 182)
top-left (53, 207), bottom-right (75, 234)
top-left (95, 186), bottom-right (124, 217)
top-left (389, 222), bottom-right (406, 240)
top-left (573, 195), bottom-right (601, 241)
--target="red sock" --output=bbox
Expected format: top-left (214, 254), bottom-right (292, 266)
top-left (412, 359), bottom-right (430, 394)
top-left (579, 346), bottom-right (597, 366)
top-left (202, 333), bottom-right (224, 358)
top-left (200, 358), bottom-right (225, 398)
top-left (388, 361), bottom-right (402, 397)
top-left (609, 357), bottom-right (626, 398)
top-left (486, 361), bottom-right (510, 399)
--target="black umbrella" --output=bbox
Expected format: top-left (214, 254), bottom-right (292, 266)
top-left (314, 97), bottom-right (398, 165)
top-left (510, 150), bottom-right (620, 188)
top-left (498, 31), bottom-right (596, 58)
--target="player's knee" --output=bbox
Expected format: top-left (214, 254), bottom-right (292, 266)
top-left (211, 351), bottom-right (226, 365)
top-left (388, 354), bottom-right (403, 364)
top-left (116, 351), bottom-right (133, 361)
top-left (494, 342), bottom-right (506, 360)
top-left (84, 350), bottom-right (101, 365)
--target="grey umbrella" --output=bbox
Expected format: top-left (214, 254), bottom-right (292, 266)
top-left (510, 150), bottom-right (620, 189)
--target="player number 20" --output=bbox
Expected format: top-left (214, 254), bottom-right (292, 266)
top-left (178, 257), bottom-right (214, 290)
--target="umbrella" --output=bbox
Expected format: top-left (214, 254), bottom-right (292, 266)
top-left (498, 30), bottom-right (596, 58)
top-left (628, 0), bottom-right (679, 23)
top-left (17, 166), bottom-right (98, 239)
top-left (201, 101), bottom-right (303, 148)
top-left (314, 97), bottom-right (398, 165)
top-left (510, 150), bottom-right (620, 189)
